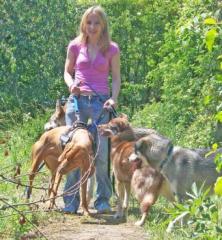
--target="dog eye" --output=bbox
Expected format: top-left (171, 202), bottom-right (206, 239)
top-left (110, 126), bottom-right (117, 131)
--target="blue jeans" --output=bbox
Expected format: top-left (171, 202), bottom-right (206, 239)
top-left (63, 94), bottom-right (112, 212)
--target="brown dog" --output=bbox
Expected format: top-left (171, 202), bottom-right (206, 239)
top-left (43, 99), bottom-right (95, 205)
top-left (99, 114), bottom-right (174, 225)
top-left (27, 123), bottom-right (94, 215)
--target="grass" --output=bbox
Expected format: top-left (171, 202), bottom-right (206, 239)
top-left (0, 110), bottom-right (51, 239)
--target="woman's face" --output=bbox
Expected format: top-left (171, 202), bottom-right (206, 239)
top-left (85, 13), bottom-right (102, 41)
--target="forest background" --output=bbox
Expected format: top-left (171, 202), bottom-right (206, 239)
top-left (0, 0), bottom-right (222, 239)
top-left (1, 0), bottom-right (222, 146)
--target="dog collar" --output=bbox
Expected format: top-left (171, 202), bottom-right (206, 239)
top-left (159, 145), bottom-right (174, 171)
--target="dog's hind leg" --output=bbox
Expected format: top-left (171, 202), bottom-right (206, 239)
top-left (48, 173), bottom-right (56, 197)
top-left (114, 180), bottom-right (125, 219)
top-left (87, 174), bottom-right (95, 205)
top-left (80, 173), bottom-right (90, 216)
top-left (26, 144), bottom-right (44, 200)
top-left (135, 212), bottom-right (147, 227)
top-left (135, 193), bottom-right (157, 226)
top-left (48, 171), bottom-right (62, 209)
top-left (123, 182), bottom-right (131, 216)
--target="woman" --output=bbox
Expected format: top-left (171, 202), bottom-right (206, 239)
top-left (63, 5), bottom-right (121, 214)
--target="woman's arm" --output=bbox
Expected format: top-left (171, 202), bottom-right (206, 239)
top-left (104, 51), bottom-right (121, 108)
top-left (111, 51), bottom-right (121, 103)
top-left (64, 45), bottom-right (80, 94)
top-left (64, 46), bottom-right (75, 88)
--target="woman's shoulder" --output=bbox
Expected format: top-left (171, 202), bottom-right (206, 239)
top-left (68, 37), bottom-right (82, 55)
top-left (108, 41), bottom-right (120, 56)
top-left (68, 37), bottom-right (82, 48)
top-left (109, 41), bottom-right (119, 50)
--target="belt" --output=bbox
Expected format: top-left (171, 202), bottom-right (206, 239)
top-left (79, 94), bottom-right (99, 100)
top-left (73, 94), bottom-right (109, 102)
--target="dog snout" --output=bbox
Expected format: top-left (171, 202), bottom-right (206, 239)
top-left (44, 122), bottom-right (54, 131)
top-left (128, 152), bottom-right (139, 162)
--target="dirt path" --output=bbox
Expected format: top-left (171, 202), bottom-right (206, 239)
top-left (21, 184), bottom-right (148, 240)
top-left (36, 210), bottom-right (149, 240)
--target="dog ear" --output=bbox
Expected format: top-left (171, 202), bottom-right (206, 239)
top-left (119, 113), bottom-right (128, 120)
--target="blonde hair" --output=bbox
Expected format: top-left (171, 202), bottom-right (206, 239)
top-left (78, 6), bottom-right (110, 54)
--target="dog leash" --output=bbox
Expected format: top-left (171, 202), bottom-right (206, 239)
top-left (73, 95), bottom-right (80, 121)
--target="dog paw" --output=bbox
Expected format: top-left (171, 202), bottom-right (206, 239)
top-left (135, 220), bottom-right (144, 226)
top-left (113, 212), bottom-right (123, 219)
top-left (82, 210), bottom-right (91, 217)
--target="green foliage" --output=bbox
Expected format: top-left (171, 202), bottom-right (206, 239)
top-left (1, 0), bottom-right (181, 124)
top-left (1, 0), bottom-right (78, 117)
top-left (2, 0), bottom-right (220, 147)
top-left (132, 0), bottom-right (222, 146)
top-left (214, 177), bottom-right (222, 197)
top-left (166, 183), bottom-right (222, 239)
top-left (0, 112), bottom-right (51, 238)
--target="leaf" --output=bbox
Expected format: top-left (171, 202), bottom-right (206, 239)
top-left (214, 177), bottom-right (222, 196)
top-left (214, 153), bottom-right (222, 172)
top-left (212, 143), bottom-right (218, 151)
top-left (205, 28), bottom-right (218, 52)
top-left (203, 95), bottom-right (211, 105)
top-left (204, 18), bottom-right (217, 25)
top-left (215, 74), bottom-right (222, 83)
top-left (191, 182), bottom-right (198, 197)
top-left (215, 111), bottom-right (222, 122)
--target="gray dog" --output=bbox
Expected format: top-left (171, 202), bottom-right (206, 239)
top-left (129, 133), bottom-right (222, 202)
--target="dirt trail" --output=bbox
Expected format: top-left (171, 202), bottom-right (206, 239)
top-left (36, 210), bottom-right (149, 240)
top-left (22, 184), bottom-right (148, 240)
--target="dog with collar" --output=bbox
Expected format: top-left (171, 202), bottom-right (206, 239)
top-left (99, 114), bottom-right (174, 225)
top-left (129, 133), bottom-right (222, 202)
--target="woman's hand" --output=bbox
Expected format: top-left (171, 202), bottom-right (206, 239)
top-left (103, 98), bottom-right (117, 110)
top-left (69, 83), bottom-right (81, 95)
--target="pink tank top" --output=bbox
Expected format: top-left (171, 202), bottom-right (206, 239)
top-left (68, 40), bottom-right (119, 94)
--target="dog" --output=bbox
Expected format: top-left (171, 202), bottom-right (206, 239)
top-left (43, 99), bottom-right (95, 205)
top-left (131, 161), bottom-right (174, 226)
top-left (129, 133), bottom-right (222, 201)
top-left (98, 114), bottom-right (174, 225)
top-left (27, 123), bottom-right (94, 215)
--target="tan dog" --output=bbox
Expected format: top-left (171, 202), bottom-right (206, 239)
top-left (43, 99), bottom-right (95, 205)
top-left (27, 124), bottom-right (94, 215)
top-left (99, 114), bottom-right (174, 225)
